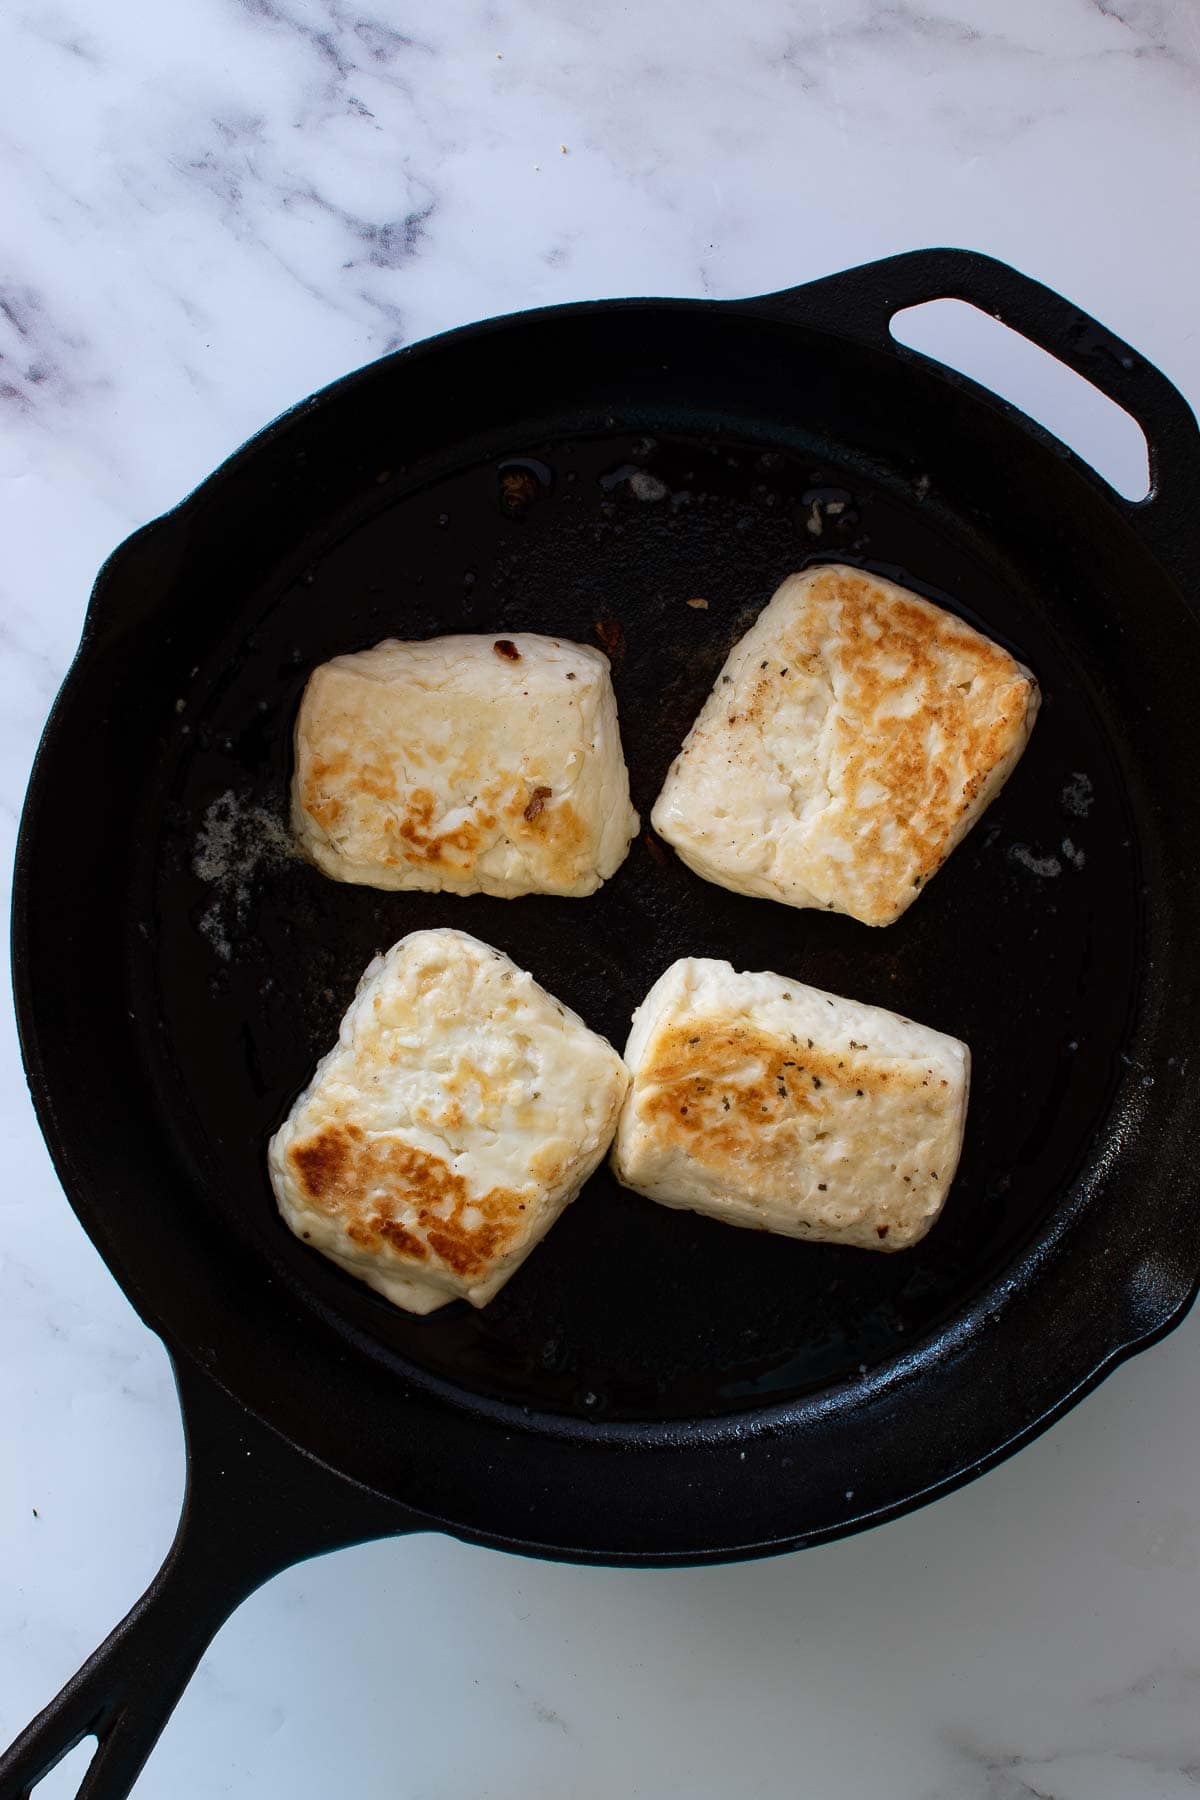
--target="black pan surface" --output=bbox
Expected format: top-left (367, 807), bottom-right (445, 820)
top-left (149, 424), bottom-right (1138, 1423)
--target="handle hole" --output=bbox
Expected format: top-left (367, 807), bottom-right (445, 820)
top-left (890, 298), bottom-right (1150, 501)
top-left (31, 1735), bottom-right (97, 1798)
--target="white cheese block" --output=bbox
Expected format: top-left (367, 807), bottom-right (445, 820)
top-left (611, 957), bottom-right (970, 1251)
top-left (269, 928), bottom-right (630, 1313)
top-left (293, 633), bottom-right (639, 897)
top-left (651, 564), bottom-right (1038, 926)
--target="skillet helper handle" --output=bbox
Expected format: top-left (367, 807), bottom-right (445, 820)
top-left (753, 247), bottom-right (1200, 551)
top-left (0, 1358), bottom-right (415, 1800)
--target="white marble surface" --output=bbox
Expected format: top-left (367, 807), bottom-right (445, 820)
top-left (3, 2), bottom-right (1200, 1795)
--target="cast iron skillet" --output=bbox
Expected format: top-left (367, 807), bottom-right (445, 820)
top-left (5, 249), bottom-right (1200, 1799)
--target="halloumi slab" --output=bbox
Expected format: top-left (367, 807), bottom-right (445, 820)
top-left (293, 633), bottom-right (639, 897)
top-left (611, 957), bottom-right (970, 1251)
top-left (652, 565), bottom-right (1039, 926)
top-left (269, 928), bottom-right (629, 1313)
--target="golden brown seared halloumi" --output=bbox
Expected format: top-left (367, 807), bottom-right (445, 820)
top-left (293, 633), bottom-right (639, 897)
top-left (651, 565), bottom-right (1039, 926)
top-left (611, 957), bottom-right (970, 1251)
top-left (269, 929), bottom-right (630, 1313)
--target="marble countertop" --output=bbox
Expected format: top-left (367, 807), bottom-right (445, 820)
top-left (3, 3), bottom-right (1200, 1795)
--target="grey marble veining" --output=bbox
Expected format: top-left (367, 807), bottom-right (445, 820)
top-left (2, 2), bottom-right (1200, 1795)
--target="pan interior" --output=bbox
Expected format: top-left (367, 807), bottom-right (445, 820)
top-left (141, 417), bottom-right (1140, 1424)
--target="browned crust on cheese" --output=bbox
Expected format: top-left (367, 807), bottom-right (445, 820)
top-left (301, 741), bottom-right (592, 887)
top-left (504, 789), bottom-right (589, 874)
top-left (287, 1122), bottom-right (529, 1280)
top-left (393, 785), bottom-right (497, 867)
top-left (634, 1022), bottom-right (948, 1173)
top-left (805, 569), bottom-right (1032, 921)
top-left (819, 571), bottom-right (1030, 919)
top-left (303, 750), bottom-right (399, 831)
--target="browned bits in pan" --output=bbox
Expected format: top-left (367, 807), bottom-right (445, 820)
top-left (499, 468), bottom-right (540, 513)
top-left (594, 617), bottom-right (625, 662)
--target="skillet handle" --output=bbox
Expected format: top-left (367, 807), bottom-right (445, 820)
top-left (750, 247), bottom-right (1200, 554)
top-left (0, 1357), bottom-right (417, 1800)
